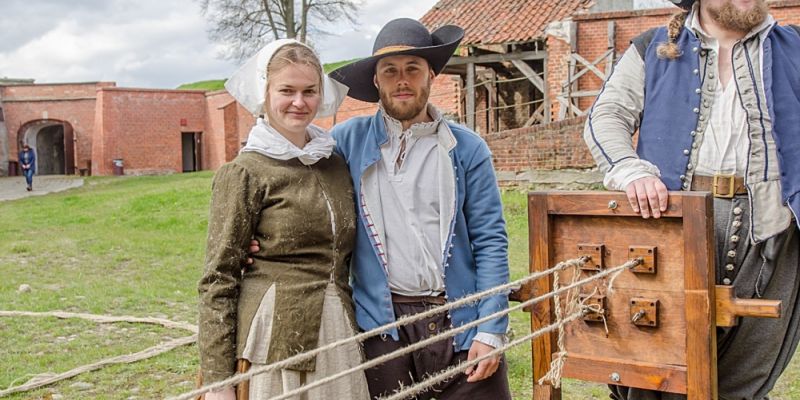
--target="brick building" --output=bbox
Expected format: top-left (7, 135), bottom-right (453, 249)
top-left (0, 81), bottom-right (253, 176)
top-left (413, 0), bottom-right (800, 182)
top-left (3, 0), bottom-right (799, 179)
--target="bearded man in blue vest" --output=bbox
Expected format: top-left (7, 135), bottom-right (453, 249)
top-left (585, 0), bottom-right (800, 399)
top-left (328, 18), bottom-right (512, 400)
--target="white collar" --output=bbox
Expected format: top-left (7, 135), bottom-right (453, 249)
top-left (240, 118), bottom-right (335, 165)
top-left (379, 102), bottom-right (443, 138)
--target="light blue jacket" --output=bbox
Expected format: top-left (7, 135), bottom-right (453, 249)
top-left (331, 111), bottom-right (509, 350)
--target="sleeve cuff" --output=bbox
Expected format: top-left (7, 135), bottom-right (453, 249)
top-left (473, 332), bottom-right (507, 349)
top-left (604, 158), bottom-right (661, 191)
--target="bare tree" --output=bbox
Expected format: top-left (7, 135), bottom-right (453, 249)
top-left (199, 0), bottom-right (361, 61)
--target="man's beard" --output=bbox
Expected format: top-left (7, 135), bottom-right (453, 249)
top-left (707, 0), bottom-right (769, 33)
top-left (378, 84), bottom-right (431, 122)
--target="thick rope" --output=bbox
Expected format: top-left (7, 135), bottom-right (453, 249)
top-left (0, 310), bottom-right (199, 395)
top-left (0, 335), bottom-right (196, 397)
top-left (380, 311), bottom-right (587, 400)
top-left (171, 257), bottom-right (640, 400)
top-left (168, 258), bottom-right (580, 400)
top-left (538, 259), bottom-right (584, 388)
top-left (383, 261), bottom-right (633, 400)
top-left (0, 310), bottom-right (198, 333)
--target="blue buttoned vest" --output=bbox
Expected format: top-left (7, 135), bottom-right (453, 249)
top-left (635, 25), bottom-right (800, 223)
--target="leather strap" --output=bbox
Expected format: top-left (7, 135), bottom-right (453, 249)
top-left (391, 293), bottom-right (447, 305)
top-left (691, 174), bottom-right (747, 198)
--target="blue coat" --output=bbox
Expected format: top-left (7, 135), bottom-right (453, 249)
top-left (18, 150), bottom-right (35, 174)
top-left (331, 111), bottom-right (509, 350)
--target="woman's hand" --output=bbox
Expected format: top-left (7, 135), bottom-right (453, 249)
top-left (204, 386), bottom-right (236, 400)
top-left (244, 239), bottom-right (261, 268)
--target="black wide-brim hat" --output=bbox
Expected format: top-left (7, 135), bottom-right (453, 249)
top-left (670, 0), bottom-right (695, 10)
top-left (329, 18), bottom-right (464, 103)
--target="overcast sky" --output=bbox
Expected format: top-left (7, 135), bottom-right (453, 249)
top-left (0, 0), bottom-right (438, 89)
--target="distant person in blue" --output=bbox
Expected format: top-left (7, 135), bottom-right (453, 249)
top-left (18, 144), bottom-right (35, 191)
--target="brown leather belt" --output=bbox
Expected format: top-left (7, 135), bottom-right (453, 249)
top-left (691, 174), bottom-right (747, 198)
top-left (391, 293), bottom-right (447, 305)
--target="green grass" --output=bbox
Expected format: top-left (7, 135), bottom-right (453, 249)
top-left (176, 79), bottom-right (227, 91)
top-left (176, 59), bottom-right (361, 91)
top-left (1, 175), bottom-right (799, 399)
top-left (323, 58), bottom-right (359, 73)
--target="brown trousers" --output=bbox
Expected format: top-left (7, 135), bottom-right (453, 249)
top-left (363, 300), bottom-right (512, 400)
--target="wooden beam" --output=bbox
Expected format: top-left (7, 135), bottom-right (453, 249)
top-left (608, 21), bottom-right (616, 50)
top-left (556, 96), bottom-right (586, 116)
top-left (571, 53), bottom-right (606, 80)
top-left (529, 193), bottom-right (561, 400)
top-left (607, 21), bottom-right (617, 75)
top-left (466, 62), bottom-right (476, 130)
top-left (447, 50), bottom-right (546, 66)
top-left (562, 90), bottom-right (600, 98)
top-left (510, 59), bottom-right (545, 93)
top-left (564, 49), bottom-right (614, 85)
top-left (682, 193), bottom-right (718, 400)
top-left (524, 102), bottom-right (546, 127)
top-left (543, 51), bottom-right (551, 123)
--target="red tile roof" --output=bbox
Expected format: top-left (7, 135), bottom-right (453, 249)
top-left (421, 0), bottom-right (591, 46)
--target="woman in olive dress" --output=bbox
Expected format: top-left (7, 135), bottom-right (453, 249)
top-left (198, 39), bottom-right (369, 400)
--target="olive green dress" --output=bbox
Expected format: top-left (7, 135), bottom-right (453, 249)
top-left (198, 151), bottom-right (368, 399)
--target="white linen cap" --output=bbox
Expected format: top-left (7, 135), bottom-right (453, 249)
top-left (224, 39), bottom-right (348, 118)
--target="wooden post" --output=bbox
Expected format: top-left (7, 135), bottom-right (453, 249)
top-left (567, 22), bottom-right (578, 118)
top-left (682, 194), bottom-right (718, 400)
top-left (607, 21), bottom-right (617, 76)
top-left (543, 50), bottom-right (551, 123)
top-left (466, 61), bottom-right (476, 131)
top-left (529, 193), bottom-right (561, 400)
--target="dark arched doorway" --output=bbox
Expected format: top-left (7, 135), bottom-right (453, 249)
top-left (19, 120), bottom-right (75, 175)
top-left (37, 125), bottom-right (65, 174)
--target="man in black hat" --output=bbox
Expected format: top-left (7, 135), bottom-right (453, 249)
top-left (329, 18), bottom-right (512, 399)
top-left (585, 0), bottom-right (800, 399)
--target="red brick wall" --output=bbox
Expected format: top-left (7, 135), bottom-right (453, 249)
top-left (203, 90), bottom-right (229, 171)
top-left (525, 1), bottom-right (800, 175)
top-left (484, 116), bottom-right (592, 171)
top-left (569, 1), bottom-right (800, 110)
top-left (93, 88), bottom-right (206, 175)
top-left (546, 32), bottom-right (573, 121)
top-left (203, 90), bottom-right (254, 170)
top-left (1, 82), bottom-right (113, 170)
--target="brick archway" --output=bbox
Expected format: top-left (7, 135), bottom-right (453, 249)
top-left (18, 119), bottom-right (75, 175)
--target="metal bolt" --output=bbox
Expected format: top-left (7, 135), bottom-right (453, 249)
top-left (608, 200), bottom-right (618, 210)
top-left (610, 372), bottom-right (621, 382)
top-left (631, 309), bottom-right (646, 324)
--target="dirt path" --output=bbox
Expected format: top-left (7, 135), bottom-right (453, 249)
top-left (0, 175), bottom-right (84, 201)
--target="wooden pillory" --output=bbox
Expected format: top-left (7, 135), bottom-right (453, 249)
top-left (511, 191), bottom-right (782, 400)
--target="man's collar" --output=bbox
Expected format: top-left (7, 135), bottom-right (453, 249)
top-left (378, 102), bottom-right (443, 136)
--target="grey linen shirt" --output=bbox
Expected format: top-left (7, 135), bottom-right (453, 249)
top-left (370, 103), bottom-right (505, 349)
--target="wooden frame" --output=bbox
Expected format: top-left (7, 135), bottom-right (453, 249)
top-left (525, 191), bottom-right (717, 400)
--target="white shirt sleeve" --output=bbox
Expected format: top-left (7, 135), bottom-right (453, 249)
top-left (473, 332), bottom-right (506, 349)
top-left (584, 43), bottom-right (654, 190)
top-left (603, 158), bottom-right (662, 191)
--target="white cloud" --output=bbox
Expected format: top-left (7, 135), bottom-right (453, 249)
top-left (0, 0), bottom-right (441, 88)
